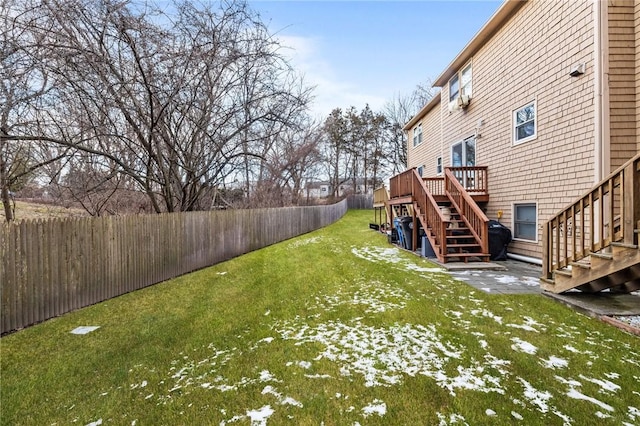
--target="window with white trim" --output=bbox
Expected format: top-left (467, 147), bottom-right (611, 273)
top-left (513, 203), bottom-right (537, 241)
top-left (449, 75), bottom-right (459, 102)
top-left (413, 123), bottom-right (422, 147)
top-left (449, 62), bottom-right (472, 103)
top-left (460, 62), bottom-right (472, 98)
top-left (417, 165), bottom-right (424, 177)
top-left (436, 157), bottom-right (442, 175)
top-left (513, 101), bottom-right (536, 144)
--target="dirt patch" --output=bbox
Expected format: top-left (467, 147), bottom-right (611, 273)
top-left (1, 200), bottom-right (87, 221)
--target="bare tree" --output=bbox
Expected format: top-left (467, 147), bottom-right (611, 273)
top-left (382, 81), bottom-right (438, 176)
top-left (1, 0), bottom-right (72, 221)
top-left (1, 0), bottom-right (312, 216)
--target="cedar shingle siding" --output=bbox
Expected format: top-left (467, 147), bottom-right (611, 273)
top-left (405, 0), bottom-right (640, 260)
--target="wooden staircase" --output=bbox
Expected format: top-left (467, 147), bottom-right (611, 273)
top-left (541, 153), bottom-right (640, 293)
top-left (388, 167), bottom-right (490, 263)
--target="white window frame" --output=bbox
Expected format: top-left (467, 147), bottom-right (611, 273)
top-left (417, 165), bottom-right (424, 177)
top-left (512, 202), bottom-right (538, 242)
top-left (413, 123), bottom-right (422, 147)
top-left (436, 157), bottom-right (443, 175)
top-left (448, 61), bottom-right (472, 105)
top-left (460, 62), bottom-right (472, 98)
top-left (448, 74), bottom-right (459, 103)
top-left (513, 100), bottom-right (537, 145)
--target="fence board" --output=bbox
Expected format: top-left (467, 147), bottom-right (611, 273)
top-left (1, 200), bottom-right (348, 335)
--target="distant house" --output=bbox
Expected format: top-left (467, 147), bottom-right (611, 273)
top-left (337, 178), bottom-right (375, 197)
top-left (305, 178), bottom-right (375, 199)
top-left (304, 181), bottom-right (332, 199)
top-left (387, 0), bottom-right (640, 293)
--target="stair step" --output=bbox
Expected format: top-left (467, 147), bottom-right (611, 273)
top-left (570, 261), bottom-right (591, 270)
top-left (554, 269), bottom-right (573, 277)
top-left (445, 252), bottom-right (488, 258)
top-left (590, 251), bottom-right (613, 260)
top-left (448, 243), bottom-right (480, 248)
top-left (540, 277), bottom-right (555, 285)
top-left (446, 229), bottom-right (471, 234)
top-left (611, 242), bottom-right (638, 249)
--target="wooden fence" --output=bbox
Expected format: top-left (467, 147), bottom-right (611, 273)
top-left (1, 200), bottom-right (347, 335)
top-left (347, 194), bottom-right (373, 209)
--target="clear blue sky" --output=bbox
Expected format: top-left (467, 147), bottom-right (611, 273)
top-left (249, 0), bottom-right (503, 118)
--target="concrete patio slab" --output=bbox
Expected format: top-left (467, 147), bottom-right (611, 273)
top-left (542, 292), bottom-right (640, 317)
top-left (446, 259), bottom-right (542, 294)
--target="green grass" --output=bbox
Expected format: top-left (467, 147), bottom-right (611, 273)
top-left (1, 210), bottom-right (639, 425)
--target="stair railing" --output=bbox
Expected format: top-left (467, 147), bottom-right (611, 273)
top-left (542, 152), bottom-right (640, 280)
top-left (411, 169), bottom-right (449, 261)
top-left (444, 168), bottom-right (489, 255)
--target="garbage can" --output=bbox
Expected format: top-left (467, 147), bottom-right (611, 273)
top-left (393, 217), bottom-right (405, 248)
top-left (488, 220), bottom-right (512, 260)
top-left (397, 216), bottom-right (413, 250)
top-left (421, 235), bottom-right (436, 258)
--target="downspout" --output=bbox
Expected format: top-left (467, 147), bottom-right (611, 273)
top-left (593, 0), bottom-right (610, 183)
top-left (507, 252), bottom-right (542, 266)
top-left (440, 94), bottom-right (445, 171)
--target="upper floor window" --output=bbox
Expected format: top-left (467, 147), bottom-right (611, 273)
top-left (449, 75), bottom-right (459, 102)
top-left (449, 62), bottom-right (472, 103)
top-left (513, 101), bottom-right (536, 144)
top-left (413, 123), bottom-right (422, 147)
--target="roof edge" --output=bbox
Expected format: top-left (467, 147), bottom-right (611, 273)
top-left (403, 94), bottom-right (441, 131)
top-left (433, 0), bottom-right (527, 87)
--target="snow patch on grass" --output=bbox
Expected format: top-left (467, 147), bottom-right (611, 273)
top-left (579, 374), bottom-right (621, 394)
top-left (518, 378), bottom-right (552, 413)
top-left (362, 399), bottom-right (386, 417)
top-left (470, 308), bottom-right (502, 324)
top-left (436, 412), bottom-right (468, 425)
top-left (288, 236), bottom-right (323, 248)
top-left (510, 338), bottom-right (537, 355)
top-left (276, 318), bottom-right (509, 396)
top-left (540, 356), bottom-right (568, 369)
top-left (351, 246), bottom-right (443, 273)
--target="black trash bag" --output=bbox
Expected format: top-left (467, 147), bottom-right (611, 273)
top-left (488, 220), bottom-right (512, 261)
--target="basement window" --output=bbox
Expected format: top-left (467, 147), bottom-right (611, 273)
top-left (513, 203), bottom-right (537, 242)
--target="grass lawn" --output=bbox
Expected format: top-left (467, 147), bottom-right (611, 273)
top-left (1, 210), bottom-right (639, 425)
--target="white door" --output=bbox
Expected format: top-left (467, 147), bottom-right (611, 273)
top-left (451, 137), bottom-right (476, 187)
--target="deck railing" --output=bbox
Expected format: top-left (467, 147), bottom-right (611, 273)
top-left (444, 168), bottom-right (489, 255)
top-left (393, 166), bottom-right (488, 199)
top-left (389, 170), bottom-right (413, 198)
top-left (423, 177), bottom-right (444, 196)
top-left (373, 186), bottom-right (389, 206)
top-left (448, 166), bottom-right (488, 195)
top-left (542, 152), bottom-right (640, 280)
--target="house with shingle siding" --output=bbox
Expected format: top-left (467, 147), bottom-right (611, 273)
top-left (384, 0), bottom-right (640, 293)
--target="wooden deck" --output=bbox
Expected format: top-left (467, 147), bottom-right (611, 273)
top-left (386, 166), bottom-right (490, 263)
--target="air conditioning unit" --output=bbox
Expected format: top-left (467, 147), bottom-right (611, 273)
top-left (457, 95), bottom-right (471, 109)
